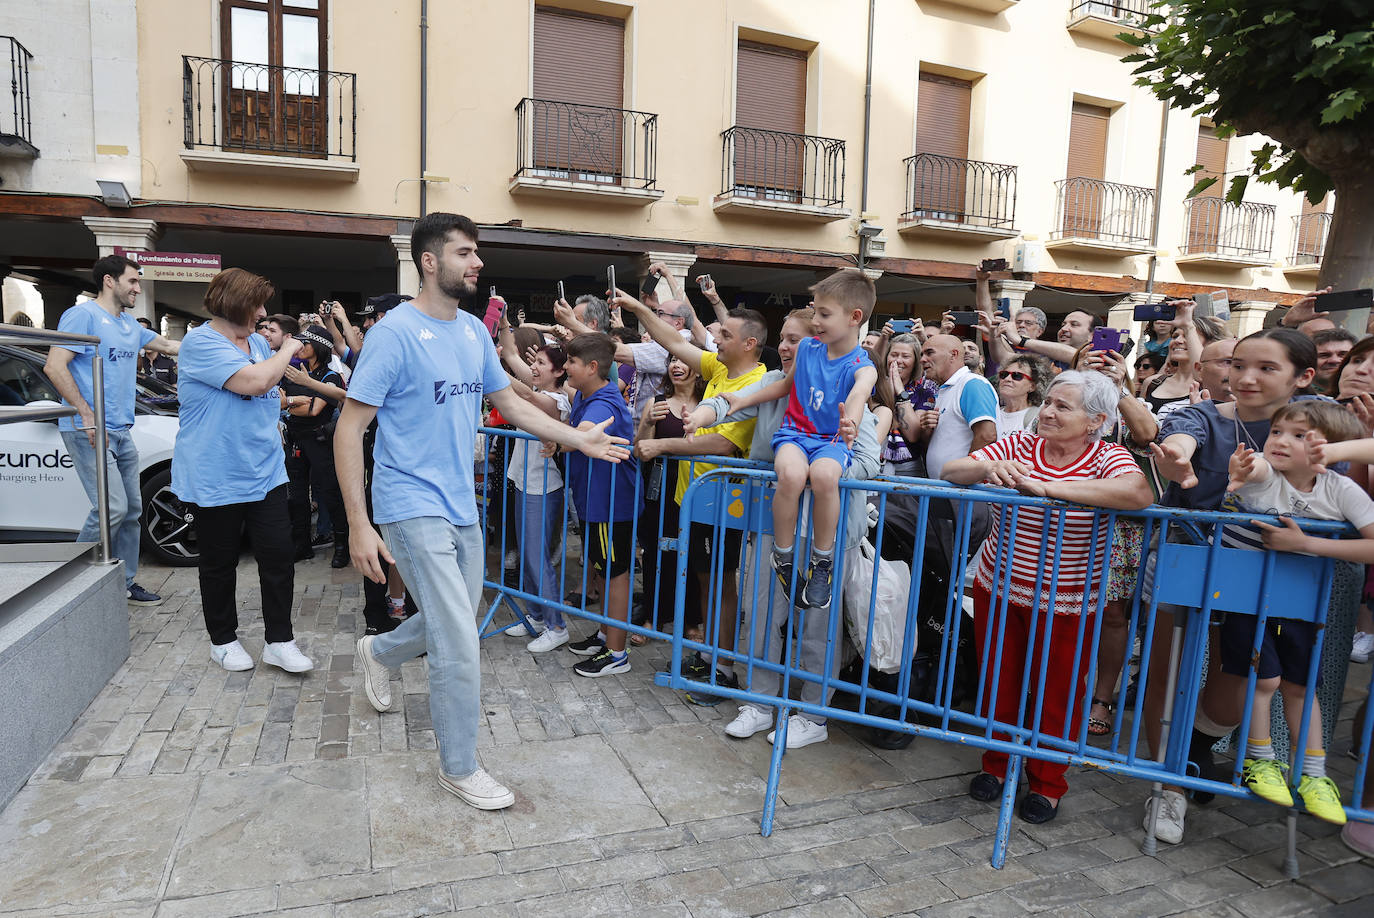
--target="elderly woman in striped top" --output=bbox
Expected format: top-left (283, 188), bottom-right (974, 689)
top-left (942, 370), bottom-right (1153, 824)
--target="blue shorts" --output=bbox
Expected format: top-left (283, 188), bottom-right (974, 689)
top-left (1219, 613), bottom-right (1320, 686)
top-left (771, 428), bottom-right (852, 469)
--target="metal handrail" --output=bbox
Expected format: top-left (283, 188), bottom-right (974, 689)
top-left (0, 323), bottom-right (114, 565)
top-left (1053, 176), bottom-right (1155, 245)
top-left (513, 97), bottom-right (659, 190)
top-left (182, 55), bottom-right (356, 160)
top-left (1068, 1), bottom-right (1154, 23)
top-left (1181, 197), bottom-right (1276, 258)
top-left (902, 152), bottom-right (1018, 228)
top-left (1290, 211), bottom-right (1331, 266)
top-left (1, 36), bottom-right (34, 151)
top-left (720, 125), bottom-right (847, 209)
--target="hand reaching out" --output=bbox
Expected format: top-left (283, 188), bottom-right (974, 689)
top-left (1150, 440), bottom-right (1197, 489)
top-left (576, 418), bottom-right (631, 463)
top-left (1285, 286), bottom-right (1334, 327)
top-left (1227, 443), bottom-right (1256, 492)
top-left (683, 404), bottom-right (718, 436)
top-left (837, 406), bottom-right (857, 446)
top-left (1305, 429), bottom-right (1331, 474)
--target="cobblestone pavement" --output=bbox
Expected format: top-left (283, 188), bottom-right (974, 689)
top-left (2, 554), bottom-right (1371, 917)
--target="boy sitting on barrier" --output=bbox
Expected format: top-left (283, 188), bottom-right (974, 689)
top-left (562, 333), bottom-right (642, 677)
top-left (712, 269), bottom-right (878, 609)
top-left (1222, 400), bottom-right (1374, 823)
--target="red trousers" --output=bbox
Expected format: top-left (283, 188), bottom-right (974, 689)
top-left (972, 582), bottom-right (1094, 800)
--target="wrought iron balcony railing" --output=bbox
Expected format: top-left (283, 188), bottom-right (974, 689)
top-left (1053, 177), bottom-right (1154, 246)
top-left (182, 56), bottom-right (356, 160)
top-left (902, 152), bottom-right (1017, 229)
top-left (1290, 212), bottom-right (1331, 266)
top-left (0, 36), bottom-right (36, 158)
top-left (514, 97), bottom-right (658, 189)
top-left (719, 125), bottom-right (846, 209)
top-left (1068, 1), bottom-right (1155, 25)
top-left (1181, 197), bottom-right (1276, 259)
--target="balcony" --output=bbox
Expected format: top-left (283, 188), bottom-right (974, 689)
top-left (1177, 197), bottom-right (1276, 268)
top-left (1066, 1), bottom-right (1157, 42)
top-left (1047, 177), bottom-right (1155, 256)
top-left (898, 152), bottom-right (1017, 240)
top-left (939, 0), bottom-right (1019, 10)
top-left (1285, 211), bottom-right (1331, 279)
top-left (181, 56), bottom-right (358, 181)
top-left (509, 97), bottom-right (662, 204)
top-left (714, 126), bottom-right (850, 221)
top-left (0, 37), bottom-right (37, 159)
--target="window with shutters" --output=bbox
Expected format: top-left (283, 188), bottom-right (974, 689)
top-left (732, 40), bottom-right (808, 201)
top-left (1292, 194), bottom-right (1331, 264)
top-left (1186, 123), bottom-right (1229, 251)
top-left (1060, 101), bottom-right (1110, 237)
top-left (911, 72), bottom-right (972, 220)
top-left (219, 0), bottom-right (328, 157)
top-left (529, 7), bottom-right (625, 182)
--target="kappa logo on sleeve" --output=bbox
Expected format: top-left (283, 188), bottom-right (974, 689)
top-left (433, 379), bottom-right (483, 404)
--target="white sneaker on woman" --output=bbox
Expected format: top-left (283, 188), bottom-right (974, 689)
top-left (1142, 790), bottom-right (1186, 845)
top-left (262, 640), bottom-right (314, 673)
top-left (1351, 631), bottom-right (1374, 664)
top-left (527, 628), bottom-right (569, 652)
top-left (724, 704), bottom-right (773, 739)
top-left (210, 639), bottom-right (254, 672)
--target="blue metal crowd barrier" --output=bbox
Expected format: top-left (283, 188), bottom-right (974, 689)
top-left (472, 427), bottom-right (1374, 872)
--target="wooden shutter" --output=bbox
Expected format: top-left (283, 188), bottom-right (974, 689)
top-left (1187, 123), bottom-right (1229, 250)
top-left (221, 0), bottom-right (327, 156)
top-left (1063, 102), bottom-right (1110, 236)
top-left (1295, 193), bottom-right (1330, 262)
top-left (912, 73), bottom-right (972, 220)
top-left (734, 41), bottom-right (807, 199)
top-left (531, 7), bottom-right (625, 177)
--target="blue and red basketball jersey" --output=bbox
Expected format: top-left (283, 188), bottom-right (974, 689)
top-left (781, 337), bottom-right (874, 437)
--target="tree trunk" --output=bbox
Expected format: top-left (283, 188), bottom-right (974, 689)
top-left (1320, 169), bottom-right (1374, 337)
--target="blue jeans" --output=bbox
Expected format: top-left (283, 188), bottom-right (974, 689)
top-left (61, 428), bottom-right (141, 588)
top-left (517, 487), bottom-right (565, 631)
top-left (375, 517), bottom-right (483, 778)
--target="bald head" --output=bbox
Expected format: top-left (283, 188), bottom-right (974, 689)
top-left (920, 334), bottom-right (965, 385)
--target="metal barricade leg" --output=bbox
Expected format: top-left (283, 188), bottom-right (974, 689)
top-left (1142, 616), bottom-right (1185, 857)
top-left (1282, 810), bottom-right (1299, 879)
top-left (993, 753), bottom-right (1023, 869)
top-left (91, 356), bottom-right (115, 566)
top-left (761, 704), bottom-right (791, 837)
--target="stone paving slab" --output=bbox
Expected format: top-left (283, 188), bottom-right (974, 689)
top-left (0, 556), bottom-right (1369, 917)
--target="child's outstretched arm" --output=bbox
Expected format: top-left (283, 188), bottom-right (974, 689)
top-left (723, 367), bottom-right (793, 416)
top-left (1253, 518), bottom-right (1374, 564)
top-left (1306, 432), bottom-right (1374, 473)
top-left (1226, 443), bottom-right (1271, 492)
top-left (839, 366), bottom-right (878, 445)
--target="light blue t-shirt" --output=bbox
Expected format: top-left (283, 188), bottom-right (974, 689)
top-left (346, 302), bottom-right (510, 526)
top-left (54, 300), bottom-right (156, 431)
top-left (171, 325), bottom-right (288, 507)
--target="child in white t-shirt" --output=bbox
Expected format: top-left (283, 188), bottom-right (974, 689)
top-left (1221, 400), bottom-right (1374, 824)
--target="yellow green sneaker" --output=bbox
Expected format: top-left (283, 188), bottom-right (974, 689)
top-left (1242, 757), bottom-right (1293, 807)
top-left (1297, 775), bottom-right (1347, 825)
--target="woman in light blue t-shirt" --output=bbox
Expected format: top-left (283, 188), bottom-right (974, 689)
top-left (173, 268), bottom-right (315, 676)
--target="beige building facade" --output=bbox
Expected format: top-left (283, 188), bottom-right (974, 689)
top-left (1, 0), bottom-right (1329, 335)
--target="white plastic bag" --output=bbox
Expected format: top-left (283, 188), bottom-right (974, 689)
top-left (843, 538), bottom-right (912, 674)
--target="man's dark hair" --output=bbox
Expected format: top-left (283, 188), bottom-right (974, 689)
top-left (565, 332), bottom-right (617, 381)
top-left (92, 254), bottom-right (139, 291)
top-left (410, 212), bottom-right (480, 275)
top-left (728, 307), bottom-right (768, 351)
top-left (135, 316), bottom-right (153, 329)
top-left (610, 326), bottom-right (637, 346)
top-left (1312, 327), bottom-right (1358, 349)
top-left (266, 313), bottom-right (299, 335)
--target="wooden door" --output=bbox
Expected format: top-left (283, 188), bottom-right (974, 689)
top-left (221, 0), bottom-right (327, 157)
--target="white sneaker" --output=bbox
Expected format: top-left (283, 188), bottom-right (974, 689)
top-left (1351, 631), bottom-right (1374, 664)
top-left (261, 640), bottom-right (314, 673)
top-left (527, 628), bottom-right (569, 652)
top-left (210, 639), bottom-right (254, 672)
top-left (356, 635), bottom-right (392, 711)
top-left (438, 766), bottom-right (515, 810)
top-left (768, 714), bottom-right (829, 749)
top-left (724, 704), bottom-right (774, 739)
top-left (1142, 790), bottom-right (1187, 845)
top-left (502, 613), bottom-right (546, 636)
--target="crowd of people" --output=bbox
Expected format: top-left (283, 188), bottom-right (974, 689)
top-left (45, 216), bottom-right (1372, 856)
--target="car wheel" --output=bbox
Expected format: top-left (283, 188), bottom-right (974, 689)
top-left (140, 467), bottom-right (198, 566)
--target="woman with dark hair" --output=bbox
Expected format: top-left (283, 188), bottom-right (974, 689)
top-left (1330, 336), bottom-right (1374, 667)
top-left (173, 267), bottom-right (313, 674)
top-left (282, 325), bottom-right (348, 566)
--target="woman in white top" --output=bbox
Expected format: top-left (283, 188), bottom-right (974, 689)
top-left (994, 354), bottom-right (1051, 439)
top-left (497, 318), bottom-right (574, 652)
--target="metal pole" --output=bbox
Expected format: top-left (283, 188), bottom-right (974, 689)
top-left (419, 0), bottom-right (429, 217)
top-left (90, 356), bottom-right (115, 566)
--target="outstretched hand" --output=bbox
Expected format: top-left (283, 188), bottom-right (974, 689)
top-left (1150, 440), bottom-right (1198, 489)
top-left (1285, 286), bottom-right (1334, 327)
top-left (837, 407), bottom-right (857, 446)
top-left (1227, 443), bottom-right (1256, 492)
top-left (577, 417), bottom-right (631, 463)
top-left (683, 404), bottom-right (715, 435)
top-left (1304, 429), bottom-right (1331, 474)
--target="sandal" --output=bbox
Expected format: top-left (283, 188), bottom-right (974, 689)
top-left (1087, 698), bottom-right (1113, 736)
top-left (629, 631), bottom-right (649, 646)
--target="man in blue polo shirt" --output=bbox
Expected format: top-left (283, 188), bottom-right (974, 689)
top-left (45, 254), bottom-right (181, 605)
top-left (335, 213), bottom-right (629, 811)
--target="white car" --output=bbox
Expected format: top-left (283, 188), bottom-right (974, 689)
top-left (0, 344), bottom-right (196, 565)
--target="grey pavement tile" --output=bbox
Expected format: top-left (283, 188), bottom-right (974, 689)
top-left (449, 866), bottom-right (565, 910)
top-left (81, 754), bottom-right (126, 780)
top-left (1003, 871), bottom-right (1108, 912)
top-left (0, 774), bottom-right (198, 911)
top-left (118, 731), bottom-right (169, 777)
top-left (1228, 849), bottom-right (1326, 888)
top-left (1298, 831), bottom-right (1366, 867)
top-left (626, 866), bottom-right (732, 906)
top-left (805, 833), bottom-right (907, 870)
top-left (167, 760), bottom-right (370, 898)
top-left (389, 853), bottom-right (500, 892)
top-left (1297, 860), bottom-right (1374, 903)
top-left (332, 886), bottom-right (454, 918)
top-left (720, 857), bottom-right (778, 888)
top-left (846, 872), bottom-right (956, 917)
top-left (1321, 894), bottom-right (1374, 918)
top-left (1231, 882), bottom-right (1336, 918)
top-left (768, 797), bottom-right (863, 831)
top-left (608, 723), bottom-right (766, 824)
top-left (891, 818), bottom-right (982, 853)
top-left (933, 858), bottom-right (1038, 898)
top-left (154, 886), bottom-right (277, 918)
top-left (364, 752), bottom-right (512, 867)
top-left (496, 838), bottom-right (600, 874)
top-left (866, 845), bottom-right (970, 882)
top-left (1080, 886), bottom-right (1183, 918)
top-left (659, 835), bottom-right (760, 874)
top-left (685, 879), bottom-right (800, 917)
top-left (763, 850), bottom-right (823, 881)
top-left (513, 885), bottom-right (632, 918)
top-left (1159, 865), bottom-right (1262, 909)
top-left (725, 728), bottom-right (907, 807)
top-left (275, 871), bottom-right (392, 909)
top-left (847, 782), bottom-right (937, 813)
top-left (559, 850), bottom-right (667, 891)
top-left (1081, 854), bottom-right (1181, 895)
top-left (1153, 836), bottom-right (1246, 874)
top-left (1019, 839), bottom-right (1115, 877)
top-left (597, 823), bottom-right (696, 857)
top-left (779, 864), bottom-right (885, 903)
top-left (682, 811), bottom-right (762, 843)
top-left (759, 899), bottom-right (867, 918)
top-left (919, 889), bottom-right (1032, 918)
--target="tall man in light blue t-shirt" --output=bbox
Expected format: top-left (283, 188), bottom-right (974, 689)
top-left (335, 213), bottom-right (630, 811)
top-left (45, 254), bottom-right (181, 605)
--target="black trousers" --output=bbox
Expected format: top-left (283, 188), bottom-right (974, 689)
top-left (359, 434), bottom-right (415, 633)
top-left (285, 428), bottom-right (348, 550)
top-left (192, 484), bottom-right (295, 646)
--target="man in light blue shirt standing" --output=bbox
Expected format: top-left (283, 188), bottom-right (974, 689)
top-left (45, 254), bottom-right (181, 605)
top-left (335, 213), bottom-right (630, 811)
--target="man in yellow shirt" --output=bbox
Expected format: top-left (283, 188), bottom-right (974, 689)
top-left (615, 288), bottom-right (768, 704)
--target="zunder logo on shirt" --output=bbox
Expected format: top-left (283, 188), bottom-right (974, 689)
top-left (433, 380), bottom-right (484, 404)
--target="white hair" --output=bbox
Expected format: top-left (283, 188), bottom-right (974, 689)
top-left (1047, 370), bottom-right (1118, 439)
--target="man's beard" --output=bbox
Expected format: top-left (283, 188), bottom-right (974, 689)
top-left (436, 264), bottom-right (476, 300)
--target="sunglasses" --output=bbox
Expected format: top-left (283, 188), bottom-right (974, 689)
top-left (998, 370), bottom-right (1030, 381)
